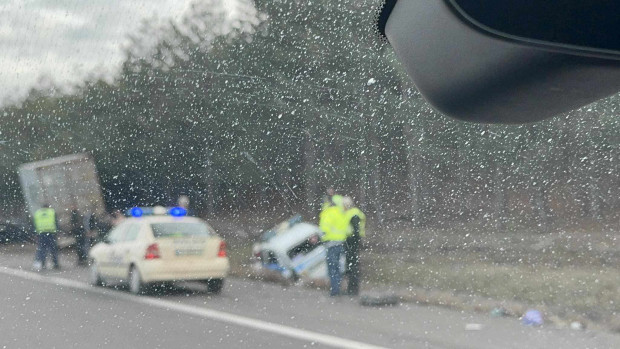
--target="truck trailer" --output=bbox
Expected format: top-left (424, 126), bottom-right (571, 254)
top-left (18, 153), bottom-right (106, 234)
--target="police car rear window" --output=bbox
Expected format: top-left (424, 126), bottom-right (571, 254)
top-left (150, 223), bottom-right (212, 238)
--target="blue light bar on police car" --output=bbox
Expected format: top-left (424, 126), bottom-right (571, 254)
top-left (127, 207), bottom-right (156, 217)
top-left (169, 207), bottom-right (187, 217)
top-left (126, 206), bottom-right (187, 217)
top-left (130, 207), bottom-right (143, 217)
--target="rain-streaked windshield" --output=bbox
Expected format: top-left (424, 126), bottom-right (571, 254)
top-left (0, 1), bottom-right (619, 348)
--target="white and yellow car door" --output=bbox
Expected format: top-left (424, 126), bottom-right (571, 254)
top-left (114, 223), bottom-right (142, 280)
top-left (97, 223), bottom-right (128, 278)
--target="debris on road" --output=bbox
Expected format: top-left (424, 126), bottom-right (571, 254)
top-left (360, 294), bottom-right (399, 307)
top-left (570, 321), bottom-right (586, 331)
top-left (490, 307), bottom-right (508, 318)
top-left (522, 309), bottom-right (544, 326)
top-left (465, 323), bottom-right (484, 331)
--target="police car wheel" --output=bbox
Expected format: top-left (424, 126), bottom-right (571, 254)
top-left (129, 267), bottom-right (145, 295)
top-left (89, 260), bottom-right (104, 287)
top-left (206, 278), bottom-right (224, 294)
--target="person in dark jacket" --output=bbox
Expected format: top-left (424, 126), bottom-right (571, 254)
top-left (343, 197), bottom-right (366, 296)
top-left (70, 206), bottom-right (87, 266)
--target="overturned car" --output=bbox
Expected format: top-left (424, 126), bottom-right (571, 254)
top-left (252, 216), bottom-right (344, 282)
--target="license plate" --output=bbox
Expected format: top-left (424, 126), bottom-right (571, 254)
top-left (175, 249), bottom-right (203, 256)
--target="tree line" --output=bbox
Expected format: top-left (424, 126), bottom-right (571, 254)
top-left (1, 0), bottom-right (619, 232)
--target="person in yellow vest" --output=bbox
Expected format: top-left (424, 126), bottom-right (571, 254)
top-left (319, 196), bottom-right (348, 296)
top-left (343, 197), bottom-right (366, 296)
top-left (321, 187), bottom-right (344, 210)
top-left (33, 204), bottom-right (60, 271)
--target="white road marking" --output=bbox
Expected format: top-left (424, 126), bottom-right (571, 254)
top-left (0, 266), bottom-right (387, 349)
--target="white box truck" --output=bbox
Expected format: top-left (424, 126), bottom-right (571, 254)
top-left (18, 153), bottom-right (106, 236)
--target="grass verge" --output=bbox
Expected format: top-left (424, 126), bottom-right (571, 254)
top-left (224, 224), bottom-right (620, 332)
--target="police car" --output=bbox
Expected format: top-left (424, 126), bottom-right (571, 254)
top-left (252, 218), bottom-right (344, 281)
top-left (88, 206), bottom-right (229, 294)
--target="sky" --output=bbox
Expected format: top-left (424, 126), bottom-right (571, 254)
top-left (0, 0), bottom-right (192, 104)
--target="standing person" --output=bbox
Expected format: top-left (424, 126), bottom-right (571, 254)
top-left (111, 209), bottom-right (126, 226)
top-left (32, 204), bottom-right (60, 271)
top-left (177, 195), bottom-right (194, 216)
top-left (70, 206), bottom-right (87, 266)
top-left (343, 197), bottom-right (366, 296)
top-left (83, 211), bottom-right (99, 249)
top-left (319, 198), bottom-right (349, 296)
top-left (322, 187), bottom-right (343, 210)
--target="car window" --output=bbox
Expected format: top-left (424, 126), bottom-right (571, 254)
top-left (150, 223), bottom-right (212, 238)
top-left (106, 224), bottom-right (127, 244)
top-left (287, 234), bottom-right (322, 261)
top-left (124, 224), bottom-right (141, 242)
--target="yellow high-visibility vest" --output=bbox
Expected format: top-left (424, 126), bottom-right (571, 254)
top-left (34, 208), bottom-right (57, 233)
top-left (320, 205), bottom-right (348, 242)
top-left (345, 207), bottom-right (366, 238)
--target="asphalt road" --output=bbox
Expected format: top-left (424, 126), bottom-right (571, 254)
top-left (1, 244), bottom-right (619, 349)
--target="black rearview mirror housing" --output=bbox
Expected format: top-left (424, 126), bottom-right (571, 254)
top-left (378, 0), bottom-right (620, 123)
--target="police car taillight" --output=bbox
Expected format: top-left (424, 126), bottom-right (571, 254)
top-left (217, 241), bottom-right (227, 258)
top-left (145, 243), bottom-right (161, 259)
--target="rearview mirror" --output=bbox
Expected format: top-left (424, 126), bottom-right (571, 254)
top-left (449, 1), bottom-right (619, 53)
top-left (377, 0), bottom-right (620, 123)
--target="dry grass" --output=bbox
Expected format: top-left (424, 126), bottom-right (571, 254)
top-left (218, 216), bottom-right (620, 331)
top-left (360, 221), bottom-right (620, 331)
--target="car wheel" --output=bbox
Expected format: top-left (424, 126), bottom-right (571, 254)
top-left (129, 266), bottom-right (146, 295)
top-left (89, 260), bottom-right (104, 287)
top-left (206, 278), bottom-right (224, 294)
